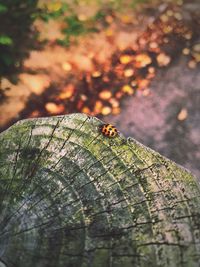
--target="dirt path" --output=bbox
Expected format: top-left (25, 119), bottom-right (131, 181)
top-left (105, 57), bottom-right (200, 178)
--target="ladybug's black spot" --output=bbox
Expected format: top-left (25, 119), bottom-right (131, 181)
top-left (114, 129), bottom-right (117, 132)
top-left (109, 127), bottom-right (112, 131)
top-left (108, 130), bottom-right (111, 134)
top-left (111, 132), bottom-right (115, 136)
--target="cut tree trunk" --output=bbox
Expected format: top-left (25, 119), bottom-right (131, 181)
top-left (0, 113), bottom-right (200, 267)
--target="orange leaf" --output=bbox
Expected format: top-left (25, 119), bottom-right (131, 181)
top-left (105, 28), bottom-right (114, 37)
top-left (94, 100), bottom-right (103, 113)
top-left (59, 84), bottom-right (75, 99)
top-left (188, 60), bottom-right (196, 69)
top-left (62, 62), bottom-right (72, 71)
top-left (122, 85), bottom-right (134, 95)
top-left (156, 53), bottom-right (171, 67)
top-left (99, 90), bottom-right (112, 100)
top-left (29, 110), bottom-right (40, 118)
top-left (45, 102), bottom-right (65, 114)
top-left (112, 107), bottom-right (121, 115)
top-left (135, 53), bottom-right (152, 68)
top-left (120, 15), bottom-right (132, 24)
top-left (109, 98), bottom-right (119, 108)
top-left (124, 68), bottom-right (134, 77)
top-left (82, 106), bottom-right (91, 114)
top-left (101, 106), bottom-right (112, 115)
top-left (138, 79), bottom-right (149, 89)
top-left (120, 55), bottom-right (132, 64)
top-left (92, 71), bottom-right (102, 78)
top-left (116, 91), bottom-right (123, 99)
top-left (177, 108), bottom-right (188, 121)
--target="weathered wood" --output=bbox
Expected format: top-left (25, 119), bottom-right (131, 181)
top-left (0, 113), bottom-right (200, 267)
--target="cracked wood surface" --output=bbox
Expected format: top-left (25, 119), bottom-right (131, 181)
top-left (0, 113), bottom-right (200, 267)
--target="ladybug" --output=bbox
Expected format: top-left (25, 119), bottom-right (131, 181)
top-left (100, 123), bottom-right (118, 138)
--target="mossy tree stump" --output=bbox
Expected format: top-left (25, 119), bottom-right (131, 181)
top-left (0, 113), bottom-right (200, 267)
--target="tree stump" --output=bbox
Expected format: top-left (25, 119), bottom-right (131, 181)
top-left (0, 113), bottom-right (200, 267)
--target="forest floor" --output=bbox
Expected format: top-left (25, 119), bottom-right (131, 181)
top-left (105, 57), bottom-right (200, 178)
top-left (0, 0), bottom-right (200, 177)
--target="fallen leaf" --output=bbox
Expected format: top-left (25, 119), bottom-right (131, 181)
top-left (177, 108), bottom-right (188, 121)
top-left (135, 53), bottom-right (152, 68)
top-left (184, 32), bottom-right (192, 40)
top-left (62, 62), bottom-right (72, 71)
top-left (166, 10), bottom-right (174, 17)
top-left (94, 100), bottom-right (103, 113)
top-left (112, 107), bottom-right (121, 115)
top-left (192, 52), bottom-right (200, 63)
top-left (101, 106), bottom-right (112, 115)
top-left (92, 71), bottom-right (102, 78)
top-left (163, 25), bottom-right (173, 34)
top-left (105, 28), bottom-right (114, 37)
top-left (59, 84), bottom-right (75, 99)
top-left (182, 48), bottom-right (190, 55)
top-left (82, 106), bottom-right (91, 114)
top-left (131, 80), bottom-right (137, 87)
top-left (80, 94), bottom-right (88, 101)
top-left (188, 60), bottom-right (197, 69)
top-left (148, 67), bottom-right (155, 74)
top-left (124, 68), bottom-right (134, 77)
top-left (99, 90), bottom-right (112, 100)
top-left (115, 91), bottom-right (123, 99)
top-left (142, 89), bottom-right (150, 96)
top-left (119, 55), bottom-right (132, 64)
top-left (120, 15), bottom-right (132, 24)
top-left (122, 85), bottom-right (134, 95)
top-left (45, 102), bottom-right (65, 114)
top-left (109, 98), bottom-right (119, 108)
top-left (174, 12), bottom-right (182, 20)
top-left (193, 43), bottom-right (200, 53)
top-left (157, 53), bottom-right (171, 67)
top-left (138, 79), bottom-right (149, 89)
top-left (160, 14), bottom-right (169, 22)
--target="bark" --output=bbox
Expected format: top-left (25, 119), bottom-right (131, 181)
top-left (0, 113), bottom-right (200, 267)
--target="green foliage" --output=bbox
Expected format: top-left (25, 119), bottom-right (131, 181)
top-left (64, 15), bottom-right (90, 36)
top-left (57, 14), bottom-right (99, 47)
top-left (0, 4), bottom-right (8, 13)
top-left (41, 0), bottom-right (149, 47)
top-left (0, 35), bottom-right (13, 46)
top-left (0, 0), bottom-right (38, 76)
top-left (38, 3), bottom-right (69, 21)
top-left (0, 0), bottom-right (151, 76)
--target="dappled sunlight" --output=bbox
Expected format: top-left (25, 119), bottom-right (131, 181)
top-left (0, 0), bottom-right (200, 131)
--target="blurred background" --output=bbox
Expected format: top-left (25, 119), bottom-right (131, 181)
top-left (0, 0), bottom-right (199, 178)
